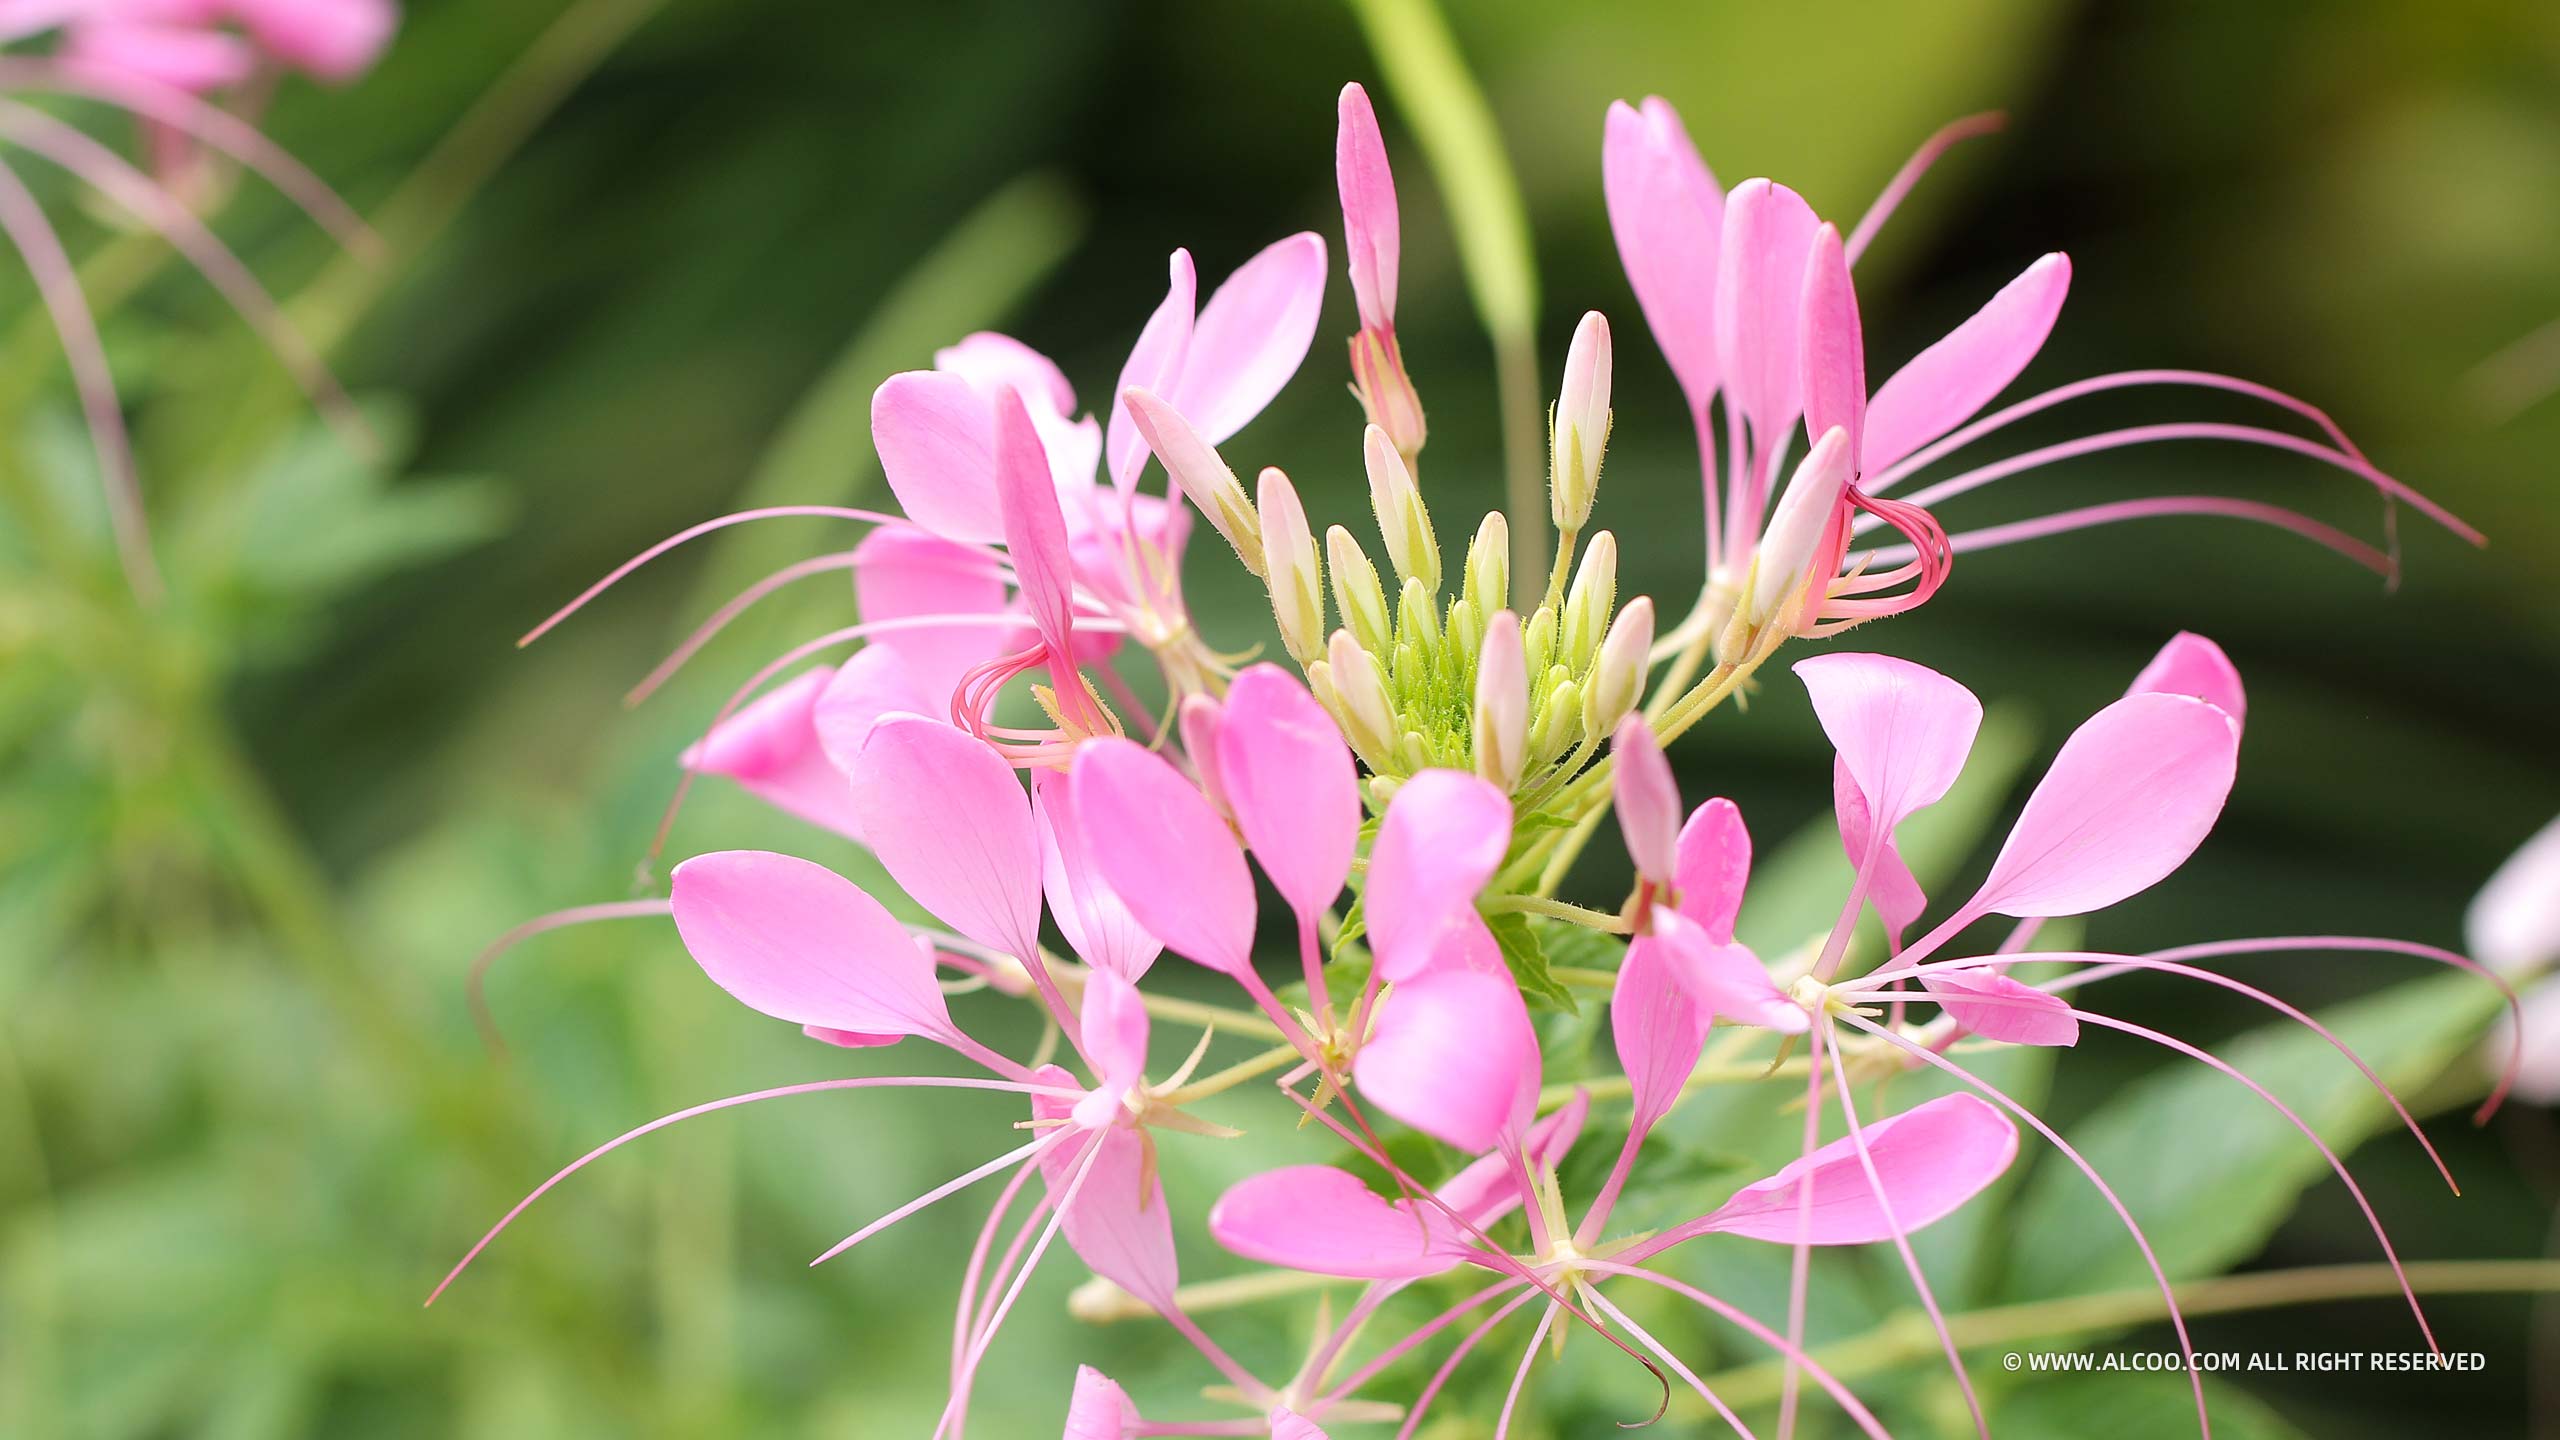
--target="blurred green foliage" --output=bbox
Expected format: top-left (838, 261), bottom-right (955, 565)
top-left (2, 1), bottom-right (2556, 1436)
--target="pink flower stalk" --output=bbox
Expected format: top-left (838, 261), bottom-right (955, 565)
top-left (1337, 80), bottom-right (1424, 462)
top-left (1603, 97), bottom-right (2481, 660)
top-left (0, 6), bottom-right (385, 598)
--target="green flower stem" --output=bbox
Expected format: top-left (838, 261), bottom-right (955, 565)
top-left (1344, 0), bottom-right (1544, 605)
top-left (1483, 894), bottom-right (1631, 933)
top-left (1678, 1260), bottom-right (2560, 1415)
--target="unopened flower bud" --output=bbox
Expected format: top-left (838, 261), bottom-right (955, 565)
top-left (1350, 328), bottom-right (1427, 462)
top-left (1325, 629), bottom-right (1400, 769)
top-left (1583, 594), bottom-right (1654, 737)
top-left (1363, 424), bottom-right (1439, 594)
top-left (1326, 526), bottom-right (1393, 654)
top-left (1124, 387), bottom-right (1264, 576)
top-left (1550, 311), bottom-right (1612, 533)
top-left (1530, 676), bottom-right (1581, 769)
top-left (1257, 467), bottom-right (1325, 665)
top-left (1396, 575), bottom-right (1441, 655)
top-left (1561, 531), bottom-right (1617, 673)
top-left (1473, 609), bottom-right (1527, 789)
top-left (1611, 714), bottom-right (1679, 886)
top-left (1524, 604), bottom-right (1556, 683)
top-left (1178, 694), bottom-right (1229, 817)
top-left (1744, 425), bottom-right (1852, 632)
top-left (1461, 511), bottom-right (1510, 628)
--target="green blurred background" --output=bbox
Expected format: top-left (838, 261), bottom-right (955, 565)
top-left (4, 0), bottom-right (2557, 1435)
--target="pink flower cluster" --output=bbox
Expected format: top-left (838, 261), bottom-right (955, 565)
top-left (446, 81), bottom-right (2515, 1439)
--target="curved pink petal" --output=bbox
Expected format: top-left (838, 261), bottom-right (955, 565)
top-left (1794, 651), bottom-right (1983, 833)
top-left (1613, 928), bottom-right (1710, 1132)
top-left (1071, 738), bottom-right (1258, 975)
top-left (1969, 693), bottom-right (2238, 919)
top-left (1031, 1096), bottom-right (1179, 1310)
top-left (681, 666), bottom-right (864, 840)
top-left (1699, 1092), bottom-right (2018, 1243)
top-left (937, 330), bottom-right (1076, 417)
top-left (1216, 664), bottom-right (1359, 919)
top-left (993, 387), bottom-right (1084, 665)
top-left (1673, 796), bottom-right (1752, 943)
top-left (1611, 715), bottom-right (1681, 887)
top-left (1355, 963), bottom-right (1538, 1152)
top-left (850, 524), bottom-right (1012, 705)
top-left (227, 0), bottom-right (397, 83)
top-left (1365, 769), bottom-right (1514, 983)
top-left (872, 369), bottom-right (1004, 543)
top-left (1438, 1089), bottom-right (1588, 1226)
top-left (1063, 1365), bottom-right (1140, 1440)
top-left (1033, 769), bottom-right (1161, 981)
top-left (1862, 252), bottom-right (2068, 474)
top-left (1337, 82), bottom-right (1399, 333)
top-left (1920, 966), bottom-right (2080, 1045)
top-left (1270, 1410), bottom-right (1331, 1440)
top-left (1833, 756), bottom-right (1927, 949)
top-left (810, 646), bottom-right (936, 775)
top-left (1080, 967), bottom-right (1150, 1099)
top-left (1657, 908), bottom-right (1807, 1034)
top-left (669, 850), bottom-right (952, 1041)
top-left (1713, 178), bottom-right (1822, 442)
top-left (2487, 981), bottom-right (2560, 1106)
top-left (2469, 814), bottom-right (2560, 978)
top-left (2127, 629), bottom-right (2246, 734)
top-left (1209, 1164), bottom-right (1458, 1279)
top-left (1602, 96), bottom-right (1723, 412)
top-left (63, 21), bottom-right (255, 93)
top-left (847, 714), bottom-right (1042, 958)
top-left (1797, 223), bottom-right (1865, 468)
top-left (1105, 250), bottom-right (1197, 490)
top-left (1170, 232), bottom-right (1328, 444)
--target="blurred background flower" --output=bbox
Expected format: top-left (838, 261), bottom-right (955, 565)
top-left (1, 1), bottom-right (2554, 1435)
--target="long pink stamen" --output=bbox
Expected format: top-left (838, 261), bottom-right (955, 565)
top-left (466, 899), bottom-right (672, 1060)
top-left (425, 1075), bottom-right (1078, 1307)
top-left (1844, 112), bottom-right (2008, 266)
top-left (936, 1131), bottom-right (1106, 1440)
top-left (1493, 1301), bottom-right (1560, 1440)
top-left (949, 1144), bottom-right (1041, 1396)
top-left (518, 506), bottom-right (940, 646)
top-left (1318, 1279), bottom-right (1521, 1405)
top-left (1581, 1286), bottom-right (1763, 1440)
top-left (1861, 496), bottom-right (2392, 578)
top-left (809, 1130), bottom-right (1063, 1267)
top-left (0, 152), bottom-right (155, 599)
top-left (1394, 1289), bottom-right (1541, 1440)
top-left (1580, 1261), bottom-right (1894, 1440)
top-left (625, 552), bottom-right (861, 705)
top-left (1777, 1005), bottom-right (1829, 1440)
top-left (950, 1185), bottom-right (1053, 1439)
top-left (1866, 422), bottom-right (2480, 546)
top-left (1821, 1018), bottom-right (1989, 1439)
top-left (0, 58), bottom-right (381, 255)
top-left (1835, 1012), bottom-right (2212, 1437)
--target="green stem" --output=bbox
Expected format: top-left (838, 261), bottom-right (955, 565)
top-left (1482, 894), bottom-right (1630, 933)
top-left (1344, 0), bottom-right (1542, 605)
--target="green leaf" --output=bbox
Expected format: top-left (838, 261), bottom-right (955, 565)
top-left (2002, 968), bottom-right (2506, 1304)
top-left (1485, 910), bottom-right (1577, 1013)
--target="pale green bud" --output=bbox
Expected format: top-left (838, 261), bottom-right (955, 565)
top-left (1460, 511), bottom-right (1510, 630)
top-left (1473, 609), bottom-right (1527, 790)
top-left (1549, 311), bottom-right (1612, 533)
top-left (1326, 526), bottom-right (1393, 655)
top-left (1124, 387), bottom-right (1264, 577)
top-left (1582, 594), bottom-right (1654, 737)
top-left (1561, 530), bottom-right (1618, 673)
top-left (1256, 467), bottom-right (1325, 665)
top-left (1363, 424), bottom-right (1440, 595)
top-left (1530, 676), bottom-right (1582, 769)
top-left (1323, 629), bottom-right (1400, 770)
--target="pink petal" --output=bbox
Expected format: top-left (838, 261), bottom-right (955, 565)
top-left (1602, 97), bottom-right (1723, 413)
top-left (805, 1025), bottom-right (906, 1049)
top-left (1833, 756), bottom-right (1927, 948)
top-left (1968, 693), bottom-right (2238, 919)
top-left (1169, 232), bottom-right (1328, 445)
top-left (1611, 715), bottom-right (1681, 887)
top-left (2468, 814), bottom-right (2560, 979)
top-left (1071, 737), bottom-right (1258, 975)
top-left (1105, 250), bottom-right (1197, 490)
top-left (1355, 963), bottom-right (1539, 1152)
top-left (1796, 223), bottom-right (1866, 468)
top-left (1793, 652), bottom-right (1983, 833)
top-left (1063, 1365), bottom-right (1140, 1440)
top-left (1337, 82), bottom-right (1400, 333)
top-left (227, 0), bottom-right (397, 83)
top-left (1613, 929), bottom-right (1711, 1131)
top-left (681, 666), bottom-right (864, 841)
top-left (1271, 1411), bottom-right (1332, 1440)
top-left (1033, 769), bottom-right (1161, 981)
top-left (1080, 967), bottom-right (1151, 1098)
top-left (669, 850), bottom-right (953, 1041)
top-left (1657, 908), bottom-right (1807, 1034)
top-left (846, 715), bottom-right (1042, 958)
top-left (1862, 253), bottom-right (2069, 474)
top-left (810, 645), bottom-right (936, 774)
top-left (1364, 770), bottom-right (1514, 983)
top-left (1216, 664), bottom-right (1360, 919)
top-left (871, 369), bottom-right (1005, 543)
top-left (2126, 629), bottom-right (2246, 734)
top-left (1699, 1092), bottom-right (2019, 1243)
top-left (63, 21), bottom-right (256, 94)
top-left (1673, 797), bottom-right (1752, 943)
top-left (850, 524), bottom-right (1011, 705)
top-left (1208, 1164), bottom-right (1458, 1279)
top-left (1437, 1090), bottom-right (1588, 1226)
top-left (1920, 966), bottom-right (2080, 1045)
top-left (993, 387), bottom-right (1083, 664)
top-left (1713, 178), bottom-right (1822, 442)
top-left (2486, 980), bottom-right (2560, 1106)
top-left (1031, 1098), bottom-right (1179, 1310)
top-left (936, 331), bottom-right (1077, 417)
